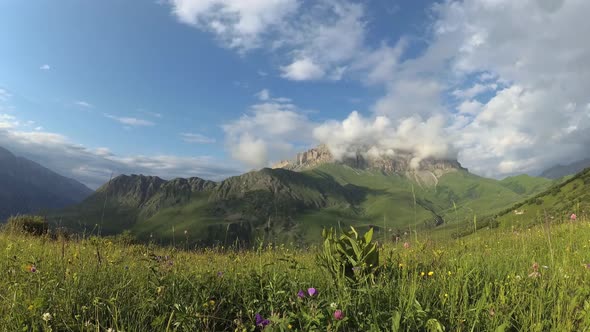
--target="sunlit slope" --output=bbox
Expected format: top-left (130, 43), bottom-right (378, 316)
top-left (495, 168), bottom-right (590, 229)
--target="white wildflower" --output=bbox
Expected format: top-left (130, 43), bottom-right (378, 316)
top-left (42, 312), bottom-right (52, 322)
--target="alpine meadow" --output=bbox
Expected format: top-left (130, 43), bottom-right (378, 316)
top-left (2, 0), bottom-right (590, 331)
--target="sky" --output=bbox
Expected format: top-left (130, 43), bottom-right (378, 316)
top-left (1, 0), bottom-right (590, 189)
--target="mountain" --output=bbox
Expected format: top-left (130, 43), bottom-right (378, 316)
top-left (273, 144), bottom-right (465, 185)
top-left (540, 158), bottom-right (590, 179)
top-left (0, 146), bottom-right (93, 220)
top-left (494, 167), bottom-right (590, 229)
top-left (54, 146), bottom-right (553, 245)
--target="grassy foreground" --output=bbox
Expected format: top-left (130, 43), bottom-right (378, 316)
top-left (2, 219), bottom-right (590, 331)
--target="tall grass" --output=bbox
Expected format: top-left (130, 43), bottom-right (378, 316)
top-left (1, 219), bottom-right (590, 331)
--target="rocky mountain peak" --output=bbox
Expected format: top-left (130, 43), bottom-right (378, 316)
top-left (273, 144), bottom-right (466, 176)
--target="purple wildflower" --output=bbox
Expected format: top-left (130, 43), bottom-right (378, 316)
top-left (297, 290), bottom-right (305, 299)
top-left (255, 313), bottom-right (270, 327)
top-left (30, 265), bottom-right (37, 273)
top-left (333, 309), bottom-right (344, 320)
top-left (307, 288), bottom-right (317, 297)
top-left (217, 271), bottom-right (224, 277)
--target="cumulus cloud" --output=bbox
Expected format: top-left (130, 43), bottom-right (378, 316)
top-left (40, 64), bottom-right (51, 70)
top-left (280, 57), bottom-right (325, 81)
top-left (104, 114), bottom-right (155, 127)
top-left (222, 89), bottom-right (456, 170)
top-left (314, 111), bottom-right (456, 167)
top-left (426, 0), bottom-right (590, 176)
top-left (0, 117), bottom-right (240, 189)
top-left (180, 133), bottom-right (216, 144)
top-left (222, 92), bottom-right (313, 168)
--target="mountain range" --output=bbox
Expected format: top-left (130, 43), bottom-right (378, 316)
top-left (0, 146), bottom-right (93, 220)
top-left (52, 145), bottom-right (556, 245)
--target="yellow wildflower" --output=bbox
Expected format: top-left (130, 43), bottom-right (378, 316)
top-left (428, 271), bottom-right (434, 277)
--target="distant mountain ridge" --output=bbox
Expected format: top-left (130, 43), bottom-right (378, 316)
top-left (540, 158), bottom-right (590, 179)
top-left (0, 146), bottom-right (93, 220)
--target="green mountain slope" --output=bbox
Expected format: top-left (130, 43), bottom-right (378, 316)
top-left (494, 168), bottom-right (590, 229)
top-left (52, 163), bottom-right (553, 245)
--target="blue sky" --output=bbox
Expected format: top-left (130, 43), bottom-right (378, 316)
top-left (1, 0), bottom-right (590, 188)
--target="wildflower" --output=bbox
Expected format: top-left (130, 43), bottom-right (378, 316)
top-left (107, 329), bottom-right (114, 332)
top-left (217, 271), bottom-right (224, 277)
top-left (297, 290), bottom-right (305, 299)
top-left (27, 305), bottom-right (33, 311)
top-left (447, 271), bottom-right (452, 276)
top-left (287, 324), bottom-right (292, 329)
top-left (330, 302), bottom-right (338, 309)
top-left (255, 313), bottom-right (270, 327)
top-left (42, 312), bottom-right (52, 322)
top-left (333, 310), bottom-right (344, 320)
top-left (571, 213), bottom-right (577, 221)
top-left (184, 230), bottom-right (188, 235)
top-left (528, 263), bottom-right (541, 278)
top-left (489, 308), bottom-right (495, 317)
top-left (398, 263), bottom-right (403, 268)
top-left (30, 265), bottom-right (37, 273)
top-left (307, 288), bottom-right (317, 297)
top-left (420, 272), bottom-right (425, 277)
top-left (403, 242), bottom-right (411, 249)
top-left (209, 300), bottom-right (215, 306)
top-left (428, 271), bottom-right (434, 277)
top-left (444, 293), bottom-right (448, 298)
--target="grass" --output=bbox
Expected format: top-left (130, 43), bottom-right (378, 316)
top-left (2, 214), bottom-right (590, 331)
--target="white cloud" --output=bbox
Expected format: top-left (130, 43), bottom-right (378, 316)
top-left (374, 79), bottom-right (445, 121)
top-left (0, 116), bottom-right (240, 189)
top-left (169, 0), bottom-right (299, 50)
top-left (278, 1), bottom-right (366, 81)
top-left (180, 133), bottom-right (216, 144)
top-left (169, 0), bottom-right (374, 82)
top-left (74, 101), bottom-right (93, 108)
top-left (223, 98), bottom-right (313, 168)
top-left (280, 57), bottom-right (325, 81)
top-left (457, 100), bottom-right (483, 115)
top-left (0, 88), bottom-right (11, 102)
top-left (452, 83), bottom-right (497, 100)
top-left (428, 0), bottom-right (590, 176)
top-left (0, 114), bottom-right (17, 129)
top-left (104, 114), bottom-right (155, 127)
top-left (314, 111), bottom-right (456, 167)
top-left (255, 89), bottom-right (270, 101)
top-left (40, 64), bottom-right (51, 71)
top-left (353, 41), bottom-right (406, 85)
